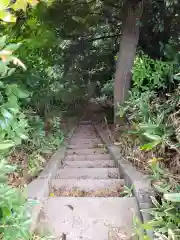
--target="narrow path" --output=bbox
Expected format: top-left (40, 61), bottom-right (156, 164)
top-left (38, 122), bottom-right (139, 239)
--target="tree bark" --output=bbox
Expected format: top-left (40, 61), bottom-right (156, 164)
top-left (114, 0), bottom-right (144, 127)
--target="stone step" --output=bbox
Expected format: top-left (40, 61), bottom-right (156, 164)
top-left (73, 131), bottom-right (96, 134)
top-left (69, 139), bottom-right (101, 145)
top-left (79, 120), bottom-right (92, 124)
top-left (74, 125), bottom-right (94, 128)
top-left (65, 154), bottom-right (112, 161)
top-left (71, 132), bottom-right (97, 135)
top-left (76, 127), bottom-right (93, 130)
top-left (38, 197), bottom-right (139, 239)
top-left (73, 129), bottom-right (95, 132)
top-left (64, 160), bottom-right (115, 168)
top-left (67, 144), bottom-right (101, 149)
top-left (55, 168), bottom-right (119, 179)
top-left (50, 179), bottom-right (125, 197)
top-left (74, 131), bottom-right (94, 134)
top-left (70, 136), bottom-right (99, 140)
top-left (70, 139), bottom-right (100, 143)
top-left (73, 128), bottom-right (96, 131)
top-left (72, 139), bottom-right (98, 141)
top-left (67, 148), bottom-right (107, 155)
top-left (74, 130), bottom-right (95, 133)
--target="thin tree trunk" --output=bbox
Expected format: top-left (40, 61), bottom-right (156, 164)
top-left (114, 0), bottom-right (144, 128)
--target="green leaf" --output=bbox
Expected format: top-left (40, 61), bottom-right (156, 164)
top-left (139, 123), bottom-right (159, 131)
top-left (0, 140), bottom-right (14, 150)
top-left (140, 141), bottom-right (160, 151)
top-left (1, 108), bottom-right (13, 120)
top-left (0, 62), bottom-right (8, 77)
top-left (0, 81), bottom-right (4, 87)
top-left (7, 84), bottom-right (29, 98)
top-left (143, 132), bottom-right (161, 141)
top-left (0, 35), bottom-right (7, 49)
top-left (174, 73), bottom-right (180, 80)
top-left (4, 43), bottom-right (22, 52)
top-left (0, 10), bottom-right (16, 22)
top-left (153, 184), bottom-right (170, 193)
top-left (11, 0), bottom-right (28, 11)
top-left (2, 206), bottom-right (11, 217)
top-left (7, 68), bottom-right (16, 76)
top-left (164, 193), bottom-right (180, 202)
top-left (0, 0), bottom-right (9, 10)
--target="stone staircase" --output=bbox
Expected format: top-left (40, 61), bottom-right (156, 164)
top-left (36, 122), bottom-right (140, 239)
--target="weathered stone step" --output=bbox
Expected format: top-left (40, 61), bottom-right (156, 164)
top-left (73, 130), bottom-right (96, 133)
top-left (76, 127), bottom-right (93, 130)
top-left (67, 144), bottom-right (102, 149)
top-left (73, 129), bottom-right (96, 132)
top-left (38, 197), bottom-right (139, 239)
top-left (65, 154), bottom-right (112, 161)
top-left (74, 126), bottom-right (94, 129)
top-left (55, 168), bottom-right (119, 179)
top-left (70, 137), bottom-right (99, 141)
top-left (67, 148), bottom-right (107, 155)
top-left (69, 139), bottom-right (101, 145)
top-left (64, 160), bottom-right (115, 168)
top-left (79, 120), bottom-right (92, 124)
top-left (74, 131), bottom-right (95, 134)
top-left (71, 137), bottom-right (98, 141)
top-left (72, 132), bottom-right (97, 135)
top-left (70, 139), bottom-right (100, 143)
top-left (73, 131), bottom-right (96, 134)
top-left (50, 179), bottom-right (125, 197)
top-left (74, 130), bottom-right (95, 134)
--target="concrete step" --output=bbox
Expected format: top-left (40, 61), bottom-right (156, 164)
top-left (72, 129), bottom-right (96, 133)
top-left (64, 160), bottom-right (115, 168)
top-left (76, 127), bottom-right (93, 130)
top-left (72, 131), bottom-right (97, 135)
top-left (79, 120), bottom-right (92, 124)
top-left (70, 137), bottom-right (99, 141)
top-left (65, 154), bottom-right (112, 161)
top-left (50, 179), bottom-right (125, 197)
top-left (69, 139), bottom-right (101, 145)
top-left (76, 124), bottom-right (95, 131)
top-left (67, 144), bottom-right (100, 149)
top-left (55, 168), bottom-right (119, 179)
top-left (38, 197), bottom-right (139, 239)
top-left (68, 143), bottom-right (105, 149)
top-left (73, 125), bottom-right (95, 128)
top-left (71, 133), bottom-right (98, 136)
top-left (73, 130), bottom-right (96, 133)
top-left (67, 148), bottom-right (107, 155)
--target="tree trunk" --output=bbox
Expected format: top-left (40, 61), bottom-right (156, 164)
top-left (114, 0), bottom-right (144, 127)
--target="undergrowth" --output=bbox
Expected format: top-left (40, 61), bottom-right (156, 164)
top-left (8, 115), bottom-right (64, 187)
top-left (112, 52), bottom-right (180, 239)
top-left (0, 1), bottom-right (65, 239)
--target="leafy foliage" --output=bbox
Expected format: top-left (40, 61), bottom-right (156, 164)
top-left (132, 52), bottom-right (176, 92)
top-left (117, 51), bottom-right (180, 239)
top-left (0, 1), bottom-right (64, 239)
top-left (0, 35), bottom-right (31, 239)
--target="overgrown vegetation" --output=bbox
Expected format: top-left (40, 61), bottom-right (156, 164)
top-left (114, 53), bottom-right (180, 238)
top-left (0, 0), bottom-right (180, 239)
top-left (0, 1), bottom-right (65, 239)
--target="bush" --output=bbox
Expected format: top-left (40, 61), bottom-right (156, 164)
top-left (132, 51), bottom-right (177, 92)
top-left (118, 52), bottom-right (180, 239)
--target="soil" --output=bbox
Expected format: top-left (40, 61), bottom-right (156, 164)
top-left (50, 186), bottom-right (124, 197)
top-left (8, 150), bottom-right (52, 187)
